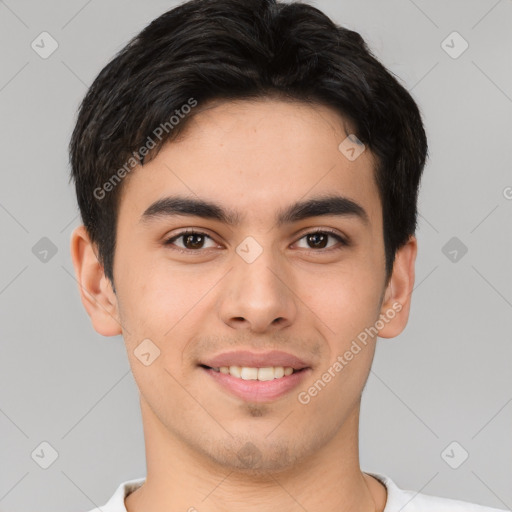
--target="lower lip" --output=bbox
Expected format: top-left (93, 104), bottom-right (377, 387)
top-left (202, 367), bottom-right (311, 402)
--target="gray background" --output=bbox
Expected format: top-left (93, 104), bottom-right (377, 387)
top-left (0, 0), bottom-right (511, 510)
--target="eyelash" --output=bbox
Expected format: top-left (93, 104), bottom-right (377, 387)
top-left (163, 228), bottom-right (348, 254)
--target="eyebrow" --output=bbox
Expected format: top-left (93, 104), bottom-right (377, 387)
top-left (140, 194), bottom-right (369, 227)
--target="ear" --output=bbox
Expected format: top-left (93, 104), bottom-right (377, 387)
top-left (377, 235), bottom-right (417, 338)
top-left (70, 225), bottom-right (122, 337)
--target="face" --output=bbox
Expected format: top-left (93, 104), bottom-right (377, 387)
top-left (72, 98), bottom-right (415, 474)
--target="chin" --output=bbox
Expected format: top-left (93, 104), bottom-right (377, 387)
top-left (202, 438), bottom-right (301, 475)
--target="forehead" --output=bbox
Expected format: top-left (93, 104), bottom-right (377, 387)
top-left (117, 98), bottom-right (382, 229)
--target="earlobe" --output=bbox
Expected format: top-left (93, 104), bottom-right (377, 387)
top-left (70, 225), bottom-right (123, 337)
top-left (378, 236), bottom-right (417, 339)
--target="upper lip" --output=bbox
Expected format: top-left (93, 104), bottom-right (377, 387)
top-left (201, 350), bottom-right (310, 370)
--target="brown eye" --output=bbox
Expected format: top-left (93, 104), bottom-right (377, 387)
top-left (182, 233), bottom-right (206, 249)
top-left (307, 232), bottom-right (329, 249)
top-left (164, 230), bottom-right (216, 251)
top-left (295, 230), bottom-right (347, 251)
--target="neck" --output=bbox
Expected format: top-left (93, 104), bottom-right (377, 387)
top-left (125, 397), bottom-right (386, 512)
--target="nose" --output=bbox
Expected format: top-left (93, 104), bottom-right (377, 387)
top-left (218, 246), bottom-right (297, 334)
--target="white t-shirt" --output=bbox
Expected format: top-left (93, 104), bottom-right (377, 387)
top-left (85, 472), bottom-right (508, 512)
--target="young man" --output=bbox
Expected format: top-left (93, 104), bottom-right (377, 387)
top-left (69, 0), bottom-right (507, 511)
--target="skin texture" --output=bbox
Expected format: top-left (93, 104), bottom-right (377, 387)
top-left (71, 99), bottom-right (417, 512)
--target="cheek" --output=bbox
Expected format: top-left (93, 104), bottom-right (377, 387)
top-left (117, 252), bottom-right (192, 327)
top-left (301, 262), bottom-right (384, 344)
top-left (300, 270), bottom-right (382, 405)
top-left (117, 261), bottom-right (217, 367)
top-left (118, 269), bottom-right (194, 404)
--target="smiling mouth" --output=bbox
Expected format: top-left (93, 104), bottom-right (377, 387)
top-left (200, 364), bottom-right (307, 381)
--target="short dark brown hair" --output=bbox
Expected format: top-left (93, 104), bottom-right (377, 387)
top-left (69, 0), bottom-right (428, 288)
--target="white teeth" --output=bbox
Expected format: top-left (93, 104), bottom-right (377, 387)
top-left (212, 365), bottom-right (297, 380)
top-left (257, 367), bottom-right (275, 381)
top-left (241, 367), bottom-right (258, 380)
top-left (229, 365), bottom-right (241, 378)
top-left (274, 366), bottom-right (284, 378)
